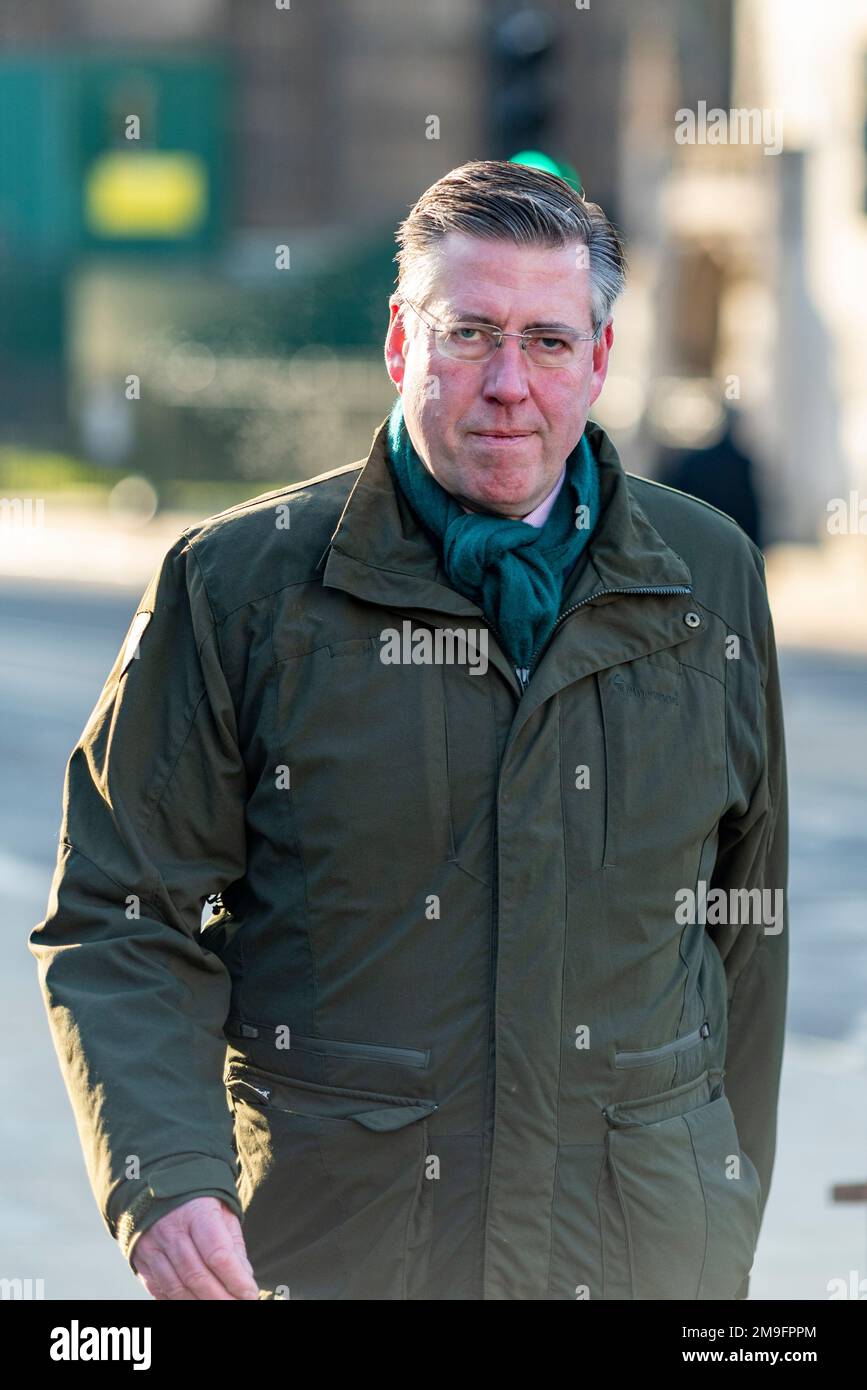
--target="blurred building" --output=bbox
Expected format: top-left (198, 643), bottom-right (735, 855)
top-left (0, 0), bottom-right (863, 545)
top-left (599, 0), bottom-right (867, 547)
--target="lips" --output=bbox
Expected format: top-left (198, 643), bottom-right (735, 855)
top-left (470, 431), bottom-right (534, 440)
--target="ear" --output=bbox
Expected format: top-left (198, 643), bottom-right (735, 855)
top-left (587, 318), bottom-right (614, 409)
top-left (384, 297), bottom-right (410, 389)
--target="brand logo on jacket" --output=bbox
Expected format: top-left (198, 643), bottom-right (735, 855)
top-left (379, 620), bottom-right (488, 675)
top-left (611, 671), bottom-right (678, 704)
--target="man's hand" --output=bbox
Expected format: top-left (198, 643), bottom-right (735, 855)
top-left (131, 1196), bottom-right (261, 1299)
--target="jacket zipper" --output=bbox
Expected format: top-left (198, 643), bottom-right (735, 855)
top-left (225, 1017), bottom-right (429, 1068)
top-left (518, 584), bottom-right (694, 688)
top-left (615, 1020), bottom-right (711, 1068)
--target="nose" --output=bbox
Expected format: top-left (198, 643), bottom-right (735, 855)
top-left (480, 337), bottom-right (531, 405)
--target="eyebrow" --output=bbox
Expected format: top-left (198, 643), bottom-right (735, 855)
top-left (444, 308), bottom-right (581, 335)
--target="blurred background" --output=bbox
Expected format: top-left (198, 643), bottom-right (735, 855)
top-left (1, 0), bottom-right (865, 1300)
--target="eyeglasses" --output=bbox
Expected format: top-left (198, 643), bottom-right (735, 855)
top-left (399, 297), bottom-right (600, 366)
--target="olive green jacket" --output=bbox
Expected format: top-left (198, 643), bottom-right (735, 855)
top-left (29, 414), bottom-right (788, 1300)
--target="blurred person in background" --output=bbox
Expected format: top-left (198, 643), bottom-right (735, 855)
top-left (658, 406), bottom-right (765, 550)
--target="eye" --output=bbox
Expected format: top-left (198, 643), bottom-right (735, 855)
top-left (535, 335), bottom-right (570, 353)
top-left (453, 325), bottom-right (486, 342)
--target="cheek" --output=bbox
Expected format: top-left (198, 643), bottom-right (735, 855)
top-left (406, 349), bottom-right (452, 412)
top-left (543, 381), bottom-right (589, 437)
top-left (417, 369), bottom-right (469, 432)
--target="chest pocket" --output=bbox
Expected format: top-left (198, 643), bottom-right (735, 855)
top-left (598, 649), bottom-right (727, 876)
top-left (274, 633), bottom-right (455, 880)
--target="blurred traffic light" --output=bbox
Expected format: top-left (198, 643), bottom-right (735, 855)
top-left (489, 7), bottom-right (558, 157)
top-left (508, 149), bottom-right (582, 194)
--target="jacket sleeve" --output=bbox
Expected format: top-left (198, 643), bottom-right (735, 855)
top-left (706, 600), bottom-right (789, 1299)
top-left (28, 533), bottom-right (248, 1270)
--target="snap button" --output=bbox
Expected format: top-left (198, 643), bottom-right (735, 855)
top-left (684, 611), bottom-right (701, 628)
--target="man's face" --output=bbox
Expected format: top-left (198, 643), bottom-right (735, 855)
top-left (384, 231), bottom-right (614, 518)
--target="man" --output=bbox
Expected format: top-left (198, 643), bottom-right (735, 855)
top-left (29, 160), bottom-right (788, 1301)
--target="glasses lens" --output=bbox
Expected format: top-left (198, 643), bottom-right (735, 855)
top-left (524, 333), bottom-right (579, 366)
top-left (437, 325), bottom-right (497, 361)
top-left (432, 321), bottom-right (592, 365)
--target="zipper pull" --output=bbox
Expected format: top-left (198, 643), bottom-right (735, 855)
top-left (230, 1077), bottom-right (272, 1104)
top-left (515, 666), bottom-right (530, 690)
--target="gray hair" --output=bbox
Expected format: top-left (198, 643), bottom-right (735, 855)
top-left (392, 159), bottom-right (627, 338)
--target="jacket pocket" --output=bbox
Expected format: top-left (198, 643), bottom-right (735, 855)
top-left (225, 1060), bottom-right (437, 1300)
top-left (599, 1072), bottom-right (762, 1299)
top-left (598, 653), bottom-right (728, 878)
top-left (614, 1019), bottom-right (710, 1069)
top-left (224, 1016), bottom-right (430, 1069)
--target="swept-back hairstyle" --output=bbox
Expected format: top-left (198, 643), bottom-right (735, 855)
top-left (392, 159), bottom-right (627, 335)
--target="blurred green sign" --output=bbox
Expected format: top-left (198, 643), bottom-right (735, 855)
top-left (0, 53), bottom-right (227, 259)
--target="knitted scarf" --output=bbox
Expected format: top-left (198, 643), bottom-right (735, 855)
top-left (385, 396), bottom-right (600, 677)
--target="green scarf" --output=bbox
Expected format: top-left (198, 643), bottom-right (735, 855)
top-left (385, 396), bottom-right (600, 678)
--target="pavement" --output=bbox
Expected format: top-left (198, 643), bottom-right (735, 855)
top-left (1, 511), bottom-right (865, 1300)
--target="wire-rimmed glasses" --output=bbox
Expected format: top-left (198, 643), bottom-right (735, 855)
top-left (399, 296), bottom-right (600, 366)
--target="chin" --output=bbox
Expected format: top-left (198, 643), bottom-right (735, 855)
top-left (464, 493), bottom-right (533, 518)
top-left (466, 472), bottom-right (539, 513)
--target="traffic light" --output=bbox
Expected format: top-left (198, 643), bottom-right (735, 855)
top-left (489, 7), bottom-right (557, 158)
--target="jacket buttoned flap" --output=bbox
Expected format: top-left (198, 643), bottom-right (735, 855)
top-left (500, 431), bottom-right (698, 744)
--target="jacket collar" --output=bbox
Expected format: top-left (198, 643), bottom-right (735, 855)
top-left (317, 412), bottom-right (694, 706)
top-left (316, 414), bottom-right (478, 619)
top-left (318, 413), bottom-right (691, 600)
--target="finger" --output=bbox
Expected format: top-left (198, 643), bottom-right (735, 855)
top-left (219, 1206), bottom-right (257, 1282)
top-left (130, 1252), bottom-right (165, 1300)
top-left (189, 1206), bottom-right (260, 1299)
top-left (147, 1251), bottom-right (197, 1301)
top-left (141, 1248), bottom-right (195, 1301)
top-left (168, 1230), bottom-right (241, 1300)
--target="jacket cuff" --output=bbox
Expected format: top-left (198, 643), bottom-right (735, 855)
top-left (126, 1189), bottom-right (244, 1275)
top-left (112, 1155), bottom-right (241, 1266)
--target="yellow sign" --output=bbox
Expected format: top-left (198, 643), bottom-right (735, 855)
top-left (84, 152), bottom-right (207, 238)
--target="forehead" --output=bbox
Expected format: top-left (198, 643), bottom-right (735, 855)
top-left (427, 231), bottom-right (591, 322)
